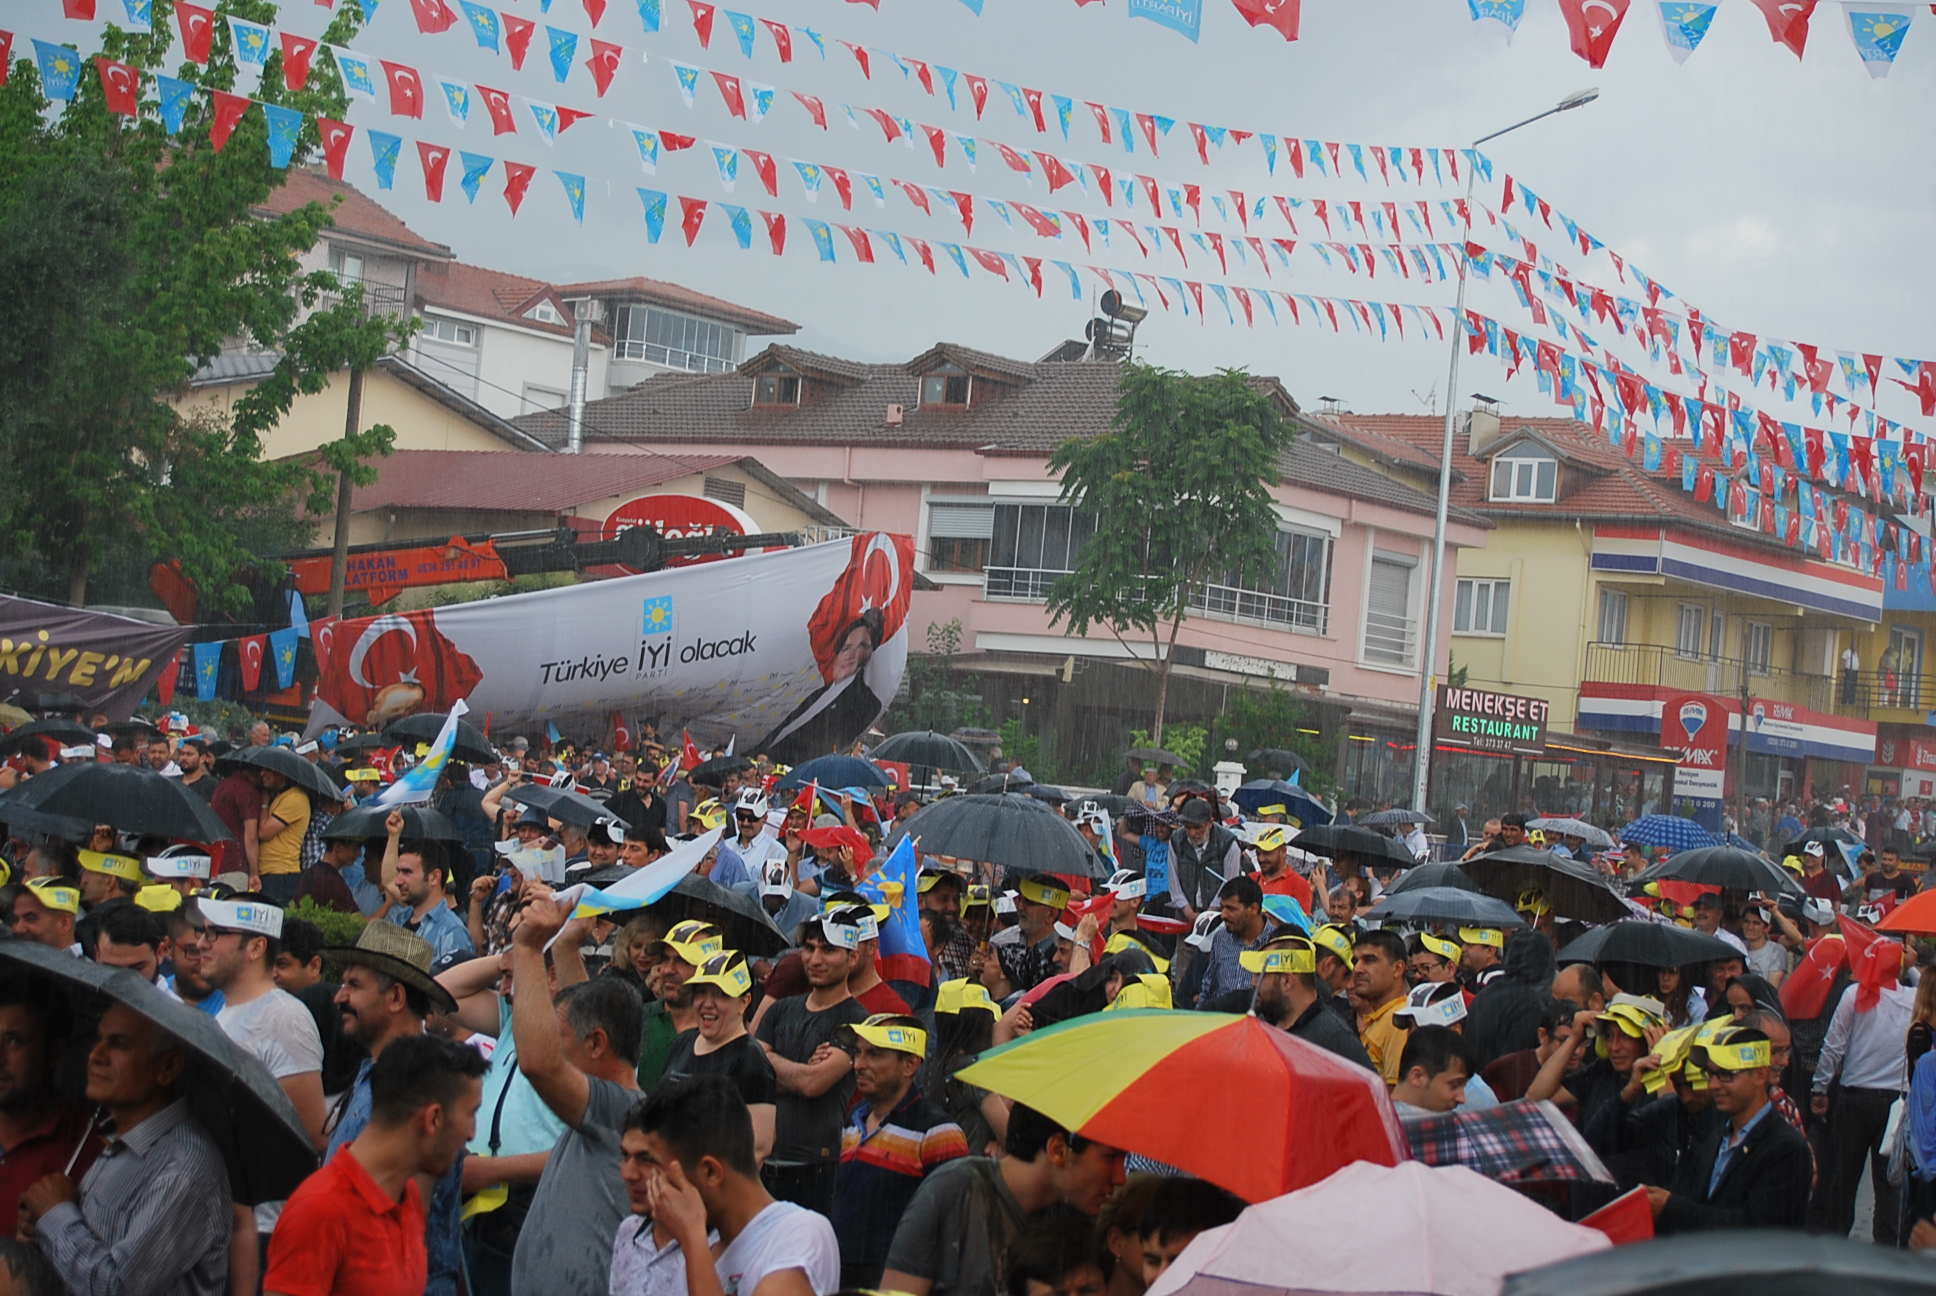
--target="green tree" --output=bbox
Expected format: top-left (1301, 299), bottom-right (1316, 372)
top-left (0, 1), bottom-right (406, 612)
top-left (1045, 365), bottom-right (1298, 744)
top-left (1206, 686), bottom-right (1340, 799)
top-left (884, 619), bottom-right (987, 736)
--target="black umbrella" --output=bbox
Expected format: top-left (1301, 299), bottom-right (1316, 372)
top-left (222, 745), bottom-right (345, 802)
top-left (1462, 845), bottom-right (1633, 925)
top-left (1370, 886), bottom-right (1526, 929)
top-left (1230, 780), bottom-right (1334, 827)
top-left (1020, 784), bottom-right (1069, 806)
top-left (689, 755), bottom-right (753, 785)
top-left (1554, 919), bottom-right (1743, 969)
top-left (1246, 747), bottom-right (1310, 776)
top-left (1779, 827), bottom-right (1864, 860)
top-left (891, 792), bottom-right (1107, 878)
top-left (1383, 863), bottom-right (1484, 896)
top-left (0, 718), bottom-right (95, 758)
top-left (1501, 1229), bottom-right (1936, 1296)
top-left (381, 711), bottom-right (498, 764)
top-left (970, 772), bottom-right (1036, 796)
top-left (102, 718), bottom-right (162, 743)
top-left (580, 868), bottom-right (790, 956)
top-left (324, 802), bottom-right (466, 843)
top-left (1064, 793), bottom-right (1139, 818)
top-left (0, 761), bottom-right (232, 842)
top-left (26, 692), bottom-right (85, 715)
top-left (1359, 807), bottom-right (1434, 827)
top-left (0, 940), bottom-right (316, 1205)
top-left (333, 732), bottom-right (394, 754)
top-left (871, 730), bottom-right (987, 775)
top-left (1633, 845), bottom-right (1804, 898)
top-left (1291, 823), bottom-right (1419, 870)
top-left (1125, 746), bottom-right (1188, 767)
top-left (508, 783), bottom-right (629, 831)
top-left (0, 804), bottom-right (97, 842)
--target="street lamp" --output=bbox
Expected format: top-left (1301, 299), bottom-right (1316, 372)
top-left (1409, 89), bottom-right (1599, 815)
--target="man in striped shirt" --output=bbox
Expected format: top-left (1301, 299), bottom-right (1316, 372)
top-left (832, 1016), bottom-right (967, 1289)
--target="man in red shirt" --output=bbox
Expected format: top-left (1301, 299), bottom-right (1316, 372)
top-left (266, 1033), bottom-right (485, 1296)
top-left (209, 765), bottom-right (263, 884)
top-left (1249, 826), bottom-right (1313, 914)
top-left (1799, 841), bottom-right (1847, 906)
top-left (0, 983), bottom-right (101, 1235)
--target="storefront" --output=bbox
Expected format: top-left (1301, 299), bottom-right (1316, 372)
top-left (1870, 730), bottom-right (1936, 800)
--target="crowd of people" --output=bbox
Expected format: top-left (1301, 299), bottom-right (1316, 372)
top-left (3, 713), bottom-right (1936, 1296)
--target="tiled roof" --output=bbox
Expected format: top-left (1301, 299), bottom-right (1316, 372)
top-left (553, 277), bottom-right (797, 336)
top-left (741, 345), bottom-right (875, 383)
top-left (1278, 441), bottom-right (1487, 527)
top-left (1298, 410), bottom-right (1450, 474)
top-left (253, 168), bottom-right (453, 260)
top-left (343, 449), bottom-right (743, 513)
top-left (190, 352), bottom-right (284, 386)
top-left (908, 342), bottom-right (1040, 383)
top-left (413, 261), bottom-right (579, 339)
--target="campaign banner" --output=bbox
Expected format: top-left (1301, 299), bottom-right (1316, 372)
top-left (0, 595), bottom-right (195, 721)
top-left (309, 533), bottom-right (914, 762)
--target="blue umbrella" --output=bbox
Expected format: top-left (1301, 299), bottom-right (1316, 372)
top-left (1617, 814), bottom-right (1717, 852)
top-left (1230, 780), bottom-right (1333, 827)
top-left (775, 754), bottom-right (894, 791)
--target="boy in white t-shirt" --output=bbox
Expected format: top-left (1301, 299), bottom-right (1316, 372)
top-left (632, 1074), bottom-right (840, 1296)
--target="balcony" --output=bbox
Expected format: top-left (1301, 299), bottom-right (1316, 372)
top-left (1582, 641), bottom-right (1837, 713)
top-left (982, 567), bottom-right (1331, 636)
top-left (316, 275), bottom-right (408, 320)
top-left (1363, 608), bottom-right (1418, 668)
top-left (984, 566), bottom-right (1069, 602)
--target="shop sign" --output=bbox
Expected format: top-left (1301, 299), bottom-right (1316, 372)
top-left (1662, 692), bottom-right (1727, 801)
top-left (1434, 685), bottom-right (1549, 754)
top-left (1877, 736), bottom-right (1936, 773)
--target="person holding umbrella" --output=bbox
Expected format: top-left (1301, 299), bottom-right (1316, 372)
top-left (20, 1003), bottom-right (232, 1296)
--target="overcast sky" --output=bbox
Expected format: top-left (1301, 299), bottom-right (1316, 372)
top-left (81, 0), bottom-right (1936, 426)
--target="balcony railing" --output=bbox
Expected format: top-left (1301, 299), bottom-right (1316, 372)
top-left (1583, 641), bottom-right (1837, 713)
top-left (316, 276), bottom-right (408, 320)
top-left (1364, 609), bottom-right (1418, 667)
top-left (984, 565), bottom-right (1070, 601)
top-left (1835, 670), bottom-right (1930, 713)
top-left (982, 567), bottom-right (1332, 637)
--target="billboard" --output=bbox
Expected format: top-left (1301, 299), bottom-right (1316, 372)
top-left (309, 533), bottom-right (914, 762)
top-left (0, 596), bottom-right (194, 721)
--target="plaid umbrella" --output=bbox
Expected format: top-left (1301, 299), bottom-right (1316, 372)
top-left (1617, 815), bottom-right (1716, 851)
top-left (1406, 1098), bottom-right (1614, 1186)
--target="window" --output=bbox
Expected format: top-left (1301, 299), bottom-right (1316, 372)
top-left (1743, 621), bottom-right (1773, 675)
top-left (1488, 445), bottom-right (1558, 503)
top-left (986, 504), bottom-right (1096, 599)
top-left (423, 317), bottom-right (477, 346)
top-left (927, 502), bottom-right (995, 574)
top-left (1885, 625), bottom-right (1922, 709)
top-left (1676, 604), bottom-right (1706, 659)
top-left (1598, 589), bottom-right (1628, 645)
top-left (525, 299), bottom-right (566, 325)
top-left (328, 249), bottom-right (365, 282)
top-left (613, 306), bottom-right (739, 373)
top-left (1454, 579), bottom-right (1511, 636)
top-left (1363, 555), bottom-right (1416, 666)
top-left (754, 373), bottom-right (800, 406)
top-left (521, 384), bottom-right (568, 414)
top-left (1710, 611), bottom-right (1726, 661)
top-left (1195, 529), bottom-right (1332, 634)
top-left (702, 476), bottom-right (746, 509)
top-left (921, 365), bottom-right (972, 408)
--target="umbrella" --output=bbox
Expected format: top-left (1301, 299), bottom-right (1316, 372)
top-left (870, 730), bottom-right (986, 775)
top-left (1529, 817), bottom-right (1615, 848)
top-left (1618, 815), bottom-right (1717, 852)
top-left (1022, 784), bottom-right (1069, 806)
top-left (1632, 846), bottom-right (1803, 898)
top-left (688, 755), bottom-right (753, 785)
top-left (774, 754), bottom-right (894, 792)
top-left (1359, 807), bottom-right (1434, 827)
top-left (1384, 863), bottom-right (1484, 896)
top-left (0, 703), bottom-right (31, 727)
top-left (221, 744), bottom-right (345, 803)
top-left (26, 692), bottom-right (85, 715)
top-left (1230, 780), bottom-right (1334, 827)
top-left (581, 868), bottom-right (790, 956)
top-left (1246, 747), bottom-right (1310, 776)
top-left (1405, 1098), bottom-right (1614, 1187)
top-left (957, 1011), bottom-right (1407, 1203)
top-left (380, 711), bottom-right (498, 764)
top-left (1125, 746), bottom-right (1188, 767)
top-left (0, 939), bottom-right (316, 1205)
top-left (507, 783), bottom-right (629, 831)
top-left (969, 773), bottom-right (1037, 796)
top-left (0, 804), bottom-right (97, 842)
top-left (1555, 920), bottom-right (1743, 969)
top-left (1149, 1161), bottom-right (1606, 1296)
top-left (1463, 845), bottom-right (1632, 925)
top-left (0, 717), bottom-right (95, 758)
top-left (324, 802), bottom-right (466, 843)
top-left (0, 761), bottom-right (232, 842)
top-left (892, 793), bottom-right (1107, 879)
top-left (333, 732), bottom-right (394, 755)
top-left (1369, 886), bottom-right (1526, 930)
top-left (1066, 794), bottom-right (1139, 818)
top-left (1778, 826), bottom-right (1865, 859)
top-left (1878, 891), bottom-right (1936, 937)
top-left (1291, 823), bottom-right (1418, 870)
top-left (1501, 1231), bottom-right (1936, 1296)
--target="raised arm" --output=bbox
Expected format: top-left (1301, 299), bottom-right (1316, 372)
top-left (510, 888), bottom-right (592, 1128)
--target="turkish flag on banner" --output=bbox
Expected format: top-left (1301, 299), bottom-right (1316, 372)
top-left (209, 91), bottom-right (250, 151)
top-left (318, 118), bottom-right (354, 179)
top-left (1231, 0), bottom-right (1300, 40)
top-left (314, 609), bottom-right (485, 726)
top-left (280, 32), bottom-right (317, 90)
top-left (1556, 0), bottom-right (1630, 67)
top-left (95, 58), bottom-right (139, 115)
top-left (803, 533), bottom-right (914, 683)
top-left (238, 635), bottom-right (266, 692)
top-left (176, 2), bottom-right (216, 63)
top-left (1749, 0), bottom-right (1815, 56)
top-left (476, 85), bottom-right (517, 134)
top-left (381, 61), bottom-right (425, 117)
top-left (418, 141), bottom-right (450, 201)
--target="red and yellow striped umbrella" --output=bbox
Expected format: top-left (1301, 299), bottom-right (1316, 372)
top-left (957, 1010), bottom-right (1407, 1202)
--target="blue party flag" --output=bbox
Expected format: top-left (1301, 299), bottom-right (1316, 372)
top-left (805, 218), bottom-right (835, 261)
top-left (637, 187), bottom-right (667, 241)
top-left (192, 642), bottom-right (222, 701)
top-left (547, 26), bottom-right (577, 82)
top-left (637, 0), bottom-right (661, 30)
top-left (230, 18), bottom-right (271, 65)
top-left (720, 203), bottom-right (752, 248)
top-left (156, 75), bottom-right (195, 133)
top-left (857, 835), bottom-right (932, 987)
top-left (936, 65), bottom-right (958, 109)
top-left (1052, 260), bottom-right (1081, 299)
top-left (1127, 0), bottom-right (1201, 41)
top-left (1051, 94), bottom-right (1073, 139)
top-left (459, 2), bottom-right (500, 50)
top-left (955, 0), bottom-right (983, 11)
top-left (1112, 106), bottom-right (1134, 152)
top-left (630, 128), bottom-right (660, 173)
top-left (122, 0), bottom-right (153, 29)
top-left (710, 143), bottom-right (738, 190)
top-left (555, 171), bottom-right (585, 222)
top-left (460, 152), bottom-right (494, 202)
top-left (792, 159), bottom-right (822, 200)
top-left (670, 60), bottom-right (700, 104)
top-left (872, 228), bottom-right (905, 262)
top-left (939, 242), bottom-right (968, 276)
top-left (374, 701), bottom-right (468, 808)
top-left (346, 0), bottom-right (380, 20)
top-left (1847, 7), bottom-right (1914, 76)
top-left (1467, 0), bottom-right (1527, 39)
top-left (529, 102), bottom-right (561, 141)
top-left (269, 627), bottom-right (299, 690)
top-left (726, 10), bottom-right (755, 56)
top-left (799, 26), bottom-right (824, 57)
top-left (330, 47), bottom-right (378, 100)
top-left (263, 104), bottom-right (304, 168)
top-left (368, 130), bottom-right (402, 189)
top-left (956, 136), bottom-right (977, 169)
top-left (544, 720), bottom-right (563, 745)
top-left (1658, 3), bottom-right (1718, 63)
top-left (995, 80), bottom-right (1026, 117)
top-left (32, 42), bottom-right (83, 102)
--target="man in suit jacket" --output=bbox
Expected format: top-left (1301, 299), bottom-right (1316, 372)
top-left (1647, 1026), bottom-right (1812, 1233)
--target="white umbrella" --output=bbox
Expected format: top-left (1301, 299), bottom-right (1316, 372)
top-left (1146, 1161), bottom-right (1608, 1296)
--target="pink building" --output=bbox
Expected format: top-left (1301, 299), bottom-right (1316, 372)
top-left (516, 343), bottom-right (1489, 791)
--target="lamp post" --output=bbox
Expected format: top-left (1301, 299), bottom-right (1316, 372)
top-left (1410, 89), bottom-right (1600, 816)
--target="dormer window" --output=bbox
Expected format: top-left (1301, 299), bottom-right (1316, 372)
top-left (1489, 442), bottom-right (1557, 503)
top-left (755, 372), bottom-right (801, 406)
top-left (526, 299), bottom-right (566, 325)
top-left (921, 364), bottom-right (971, 408)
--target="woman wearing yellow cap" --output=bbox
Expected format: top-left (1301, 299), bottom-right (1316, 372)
top-left (664, 951), bottom-right (776, 1165)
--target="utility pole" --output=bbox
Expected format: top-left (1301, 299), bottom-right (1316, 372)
top-left (1734, 661), bottom-right (1751, 836)
top-left (327, 366), bottom-right (364, 618)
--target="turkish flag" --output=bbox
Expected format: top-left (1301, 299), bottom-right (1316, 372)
top-left (64, 0), bottom-right (97, 18)
top-left (679, 196), bottom-right (707, 246)
top-left (689, 0), bottom-right (715, 45)
top-left (762, 211), bottom-right (786, 255)
top-left (209, 91), bottom-right (250, 151)
top-left (239, 635), bottom-right (266, 692)
top-left (761, 19), bottom-right (792, 60)
top-left (805, 533), bottom-right (914, 683)
top-left (407, 0), bottom-right (457, 32)
top-left (315, 609), bottom-right (484, 726)
top-left (683, 730), bottom-right (704, 773)
top-left (585, 39), bottom-right (622, 96)
top-left (1581, 1187), bottom-right (1654, 1245)
top-left (964, 73), bottom-right (988, 117)
top-left (611, 711), bottom-right (632, 752)
top-left (503, 160), bottom-right (535, 215)
top-left (1012, 202), bottom-right (1061, 238)
top-left (418, 141), bottom-right (450, 201)
top-left (1750, 0), bottom-right (1815, 56)
top-left (660, 130), bottom-right (696, 151)
top-left (95, 58), bottom-right (139, 116)
top-left (0, 33), bottom-right (12, 86)
top-left (280, 32), bottom-right (317, 90)
top-left (968, 247), bottom-right (1008, 279)
top-left (503, 14), bottom-right (535, 69)
top-left (155, 649), bottom-right (182, 708)
top-left (743, 148), bottom-right (776, 196)
top-left (318, 118), bottom-right (354, 179)
top-left (1232, 0), bottom-right (1299, 38)
top-left (382, 61), bottom-right (424, 117)
top-left (838, 225), bottom-right (874, 263)
top-left (176, 1), bottom-right (216, 63)
top-left (582, 0), bottom-right (606, 24)
top-left (712, 71), bottom-right (746, 118)
top-left (1035, 153), bottom-right (1076, 192)
top-left (824, 166), bottom-right (852, 209)
top-left (556, 106), bottom-right (594, 133)
top-left (1557, 0), bottom-right (1630, 68)
top-left (476, 85), bottom-right (517, 134)
top-left (791, 91), bottom-right (826, 128)
top-left (994, 142), bottom-right (1033, 174)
